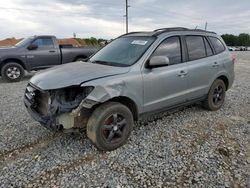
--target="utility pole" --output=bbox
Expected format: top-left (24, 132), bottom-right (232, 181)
top-left (125, 0), bottom-right (129, 33)
top-left (205, 22), bottom-right (208, 31)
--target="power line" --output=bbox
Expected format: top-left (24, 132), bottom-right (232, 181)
top-left (205, 22), bottom-right (208, 31)
top-left (125, 0), bottom-right (130, 33)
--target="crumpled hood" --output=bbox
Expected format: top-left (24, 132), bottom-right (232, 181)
top-left (30, 62), bottom-right (130, 90)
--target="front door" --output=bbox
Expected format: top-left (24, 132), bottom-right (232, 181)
top-left (142, 36), bottom-right (188, 113)
top-left (26, 37), bottom-right (60, 70)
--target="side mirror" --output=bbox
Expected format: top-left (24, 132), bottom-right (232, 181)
top-left (27, 44), bottom-right (38, 50)
top-left (148, 56), bottom-right (170, 68)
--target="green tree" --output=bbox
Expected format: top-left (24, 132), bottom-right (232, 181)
top-left (221, 33), bottom-right (250, 46)
top-left (238, 33), bottom-right (250, 46)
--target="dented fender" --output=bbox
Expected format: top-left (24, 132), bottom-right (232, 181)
top-left (71, 76), bottom-right (142, 116)
top-left (72, 81), bottom-right (128, 114)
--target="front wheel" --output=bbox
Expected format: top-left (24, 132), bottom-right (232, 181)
top-left (1, 62), bottom-right (25, 82)
top-left (87, 102), bottom-right (134, 151)
top-left (203, 79), bottom-right (226, 111)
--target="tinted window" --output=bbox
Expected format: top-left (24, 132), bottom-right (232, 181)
top-left (32, 38), bottom-right (54, 48)
top-left (186, 36), bottom-right (206, 61)
top-left (209, 37), bottom-right (225, 54)
top-left (204, 37), bottom-right (213, 56)
top-left (151, 36), bottom-right (182, 65)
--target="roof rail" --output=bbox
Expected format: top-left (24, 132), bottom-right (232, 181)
top-left (119, 31), bottom-right (146, 38)
top-left (154, 27), bottom-right (189, 32)
top-left (192, 29), bottom-right (216, 33)
top-left (153, 27), bottom-right (216, 36)
top-left (117, 27), bottom-right (217, 38)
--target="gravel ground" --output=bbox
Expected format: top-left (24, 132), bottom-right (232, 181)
top-left (0, 52), bottom-right (249, 188)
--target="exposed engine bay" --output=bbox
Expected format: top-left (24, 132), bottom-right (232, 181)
top-left (24, 84), bottom-right (94, 131)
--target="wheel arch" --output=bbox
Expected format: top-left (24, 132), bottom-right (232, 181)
top-left (108, 96), bottom-right (139, 121)
top-left (0, 58), bottom-right (27, 71)
top-left (216, 75), bottom-right (229, 90)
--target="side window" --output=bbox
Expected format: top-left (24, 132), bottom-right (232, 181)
top-left (208, 37), bottom-right (225, 54)
top-left (203, 37), bottom-right (213, 56)
top-left (186, 36), bottom-right (206, 61)
top-left (151, 36), bottom-right (182, 65)
top-left (32, 38), bottom-right (54, 49)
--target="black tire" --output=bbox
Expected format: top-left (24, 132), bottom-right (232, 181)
top-left (75, 57), bottom-right (86, 62)
top-left (87, 102), bottom-right (134, 151)
top-left (1, 62), bottom-right (25, 82)
top-left (203, 79), bottom-right (226, 111)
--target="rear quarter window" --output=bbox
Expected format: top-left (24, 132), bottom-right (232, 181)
top-left (208, 37), bottom-right (225, 54)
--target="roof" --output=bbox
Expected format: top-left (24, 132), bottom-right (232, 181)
top-left (0, 37), bottom-right (83, 47)
top-left (121, 27), bottom-right (217, 37)
top-left (0, 38), bottom-right (22, 46)
top-left (57, 38), bottom-right (81, 47)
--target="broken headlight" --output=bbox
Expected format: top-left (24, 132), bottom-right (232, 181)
top-left (47, 86), bottom-right (94, 115)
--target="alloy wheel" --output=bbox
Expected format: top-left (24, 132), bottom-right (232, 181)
top-left (212, 85), bottom-right (224, 105)
top-left (101, 113), bottom-right (127, 143)
top-left (6, 66), bottom-right (21, 79)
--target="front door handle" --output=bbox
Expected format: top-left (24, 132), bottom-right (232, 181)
top-left (49, 50), bottom-right (56, 53)
top-left (212, 62), bottom-right (219, 67)
top-left (178, 70), bottom-right (188, 77)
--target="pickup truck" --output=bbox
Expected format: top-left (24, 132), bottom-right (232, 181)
top-left (0, 35), bottom-right (98, 82)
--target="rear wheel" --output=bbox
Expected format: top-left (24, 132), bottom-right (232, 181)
top-left (87, 102), bottom-right (134, 151)
top-left (1, 62), bottom-right (25, 82)
top-left (203, 79), bottom-right (226, 111)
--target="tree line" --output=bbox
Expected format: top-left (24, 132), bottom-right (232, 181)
top-left (80, 34), bottom-right (250, 47)
top-left (221, 33), bottom-right (250, 46)
top-left (76, 37), bottom-right (108, 47)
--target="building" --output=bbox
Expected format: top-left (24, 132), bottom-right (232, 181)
top-left (57, 38), bottom-right (82, 47)
top-left (0, 38), bottom-right (22, 46)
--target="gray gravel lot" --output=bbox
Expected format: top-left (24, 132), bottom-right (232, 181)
top-left (0, 52), bottom-right (249, 187)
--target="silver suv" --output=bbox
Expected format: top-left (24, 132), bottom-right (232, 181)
top-left (24, 27), bottom-right (234, 151)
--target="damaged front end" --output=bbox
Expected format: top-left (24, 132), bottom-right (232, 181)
top-left (24, 83), bottom-right (94, 131)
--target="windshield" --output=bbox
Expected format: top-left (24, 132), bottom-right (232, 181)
top-left (15, 37), bottom-right (34, 47)
top-left (89, 36), bottom-right (155, 67)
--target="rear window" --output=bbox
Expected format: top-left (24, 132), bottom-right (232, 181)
top-left (186, 36), bottom-right (206, 61)
top-left (209, 37), bottom-right (225, 54)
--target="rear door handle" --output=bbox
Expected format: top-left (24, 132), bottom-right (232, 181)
top-left (212, 62), bottom-right (219, 67)
top-left (49, 50), bottom-right (56, 53)
top-left (178, 70), bottom-right (188, 77)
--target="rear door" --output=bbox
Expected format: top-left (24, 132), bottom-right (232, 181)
top-left (184, 35), bottom-right (221, 100)
top-left (142, 36), bottom-right (188, 112)
top-left (26, 37), bottom-right (60, 70)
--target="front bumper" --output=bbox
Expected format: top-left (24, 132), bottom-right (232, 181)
top-left (24, 97), bottom-right (58, 130)
top-left (24, 83), bottom-right (60, 131)
top-left (24, 83), bottom-right (92, 131)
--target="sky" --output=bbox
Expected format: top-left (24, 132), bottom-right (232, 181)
top-left (0, 0), bottom-right (250, 39)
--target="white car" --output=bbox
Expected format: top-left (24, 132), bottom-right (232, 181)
top-left (228, 46), bottom-right (236, 51)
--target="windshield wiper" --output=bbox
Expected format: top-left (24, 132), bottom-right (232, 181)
top-left (91, 60), bottom-right (128, 67)
top-left (91, 60), bottom-right (115, 66)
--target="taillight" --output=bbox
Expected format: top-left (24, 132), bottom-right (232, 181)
top-left (231, 53), bottom-right (236, 63)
